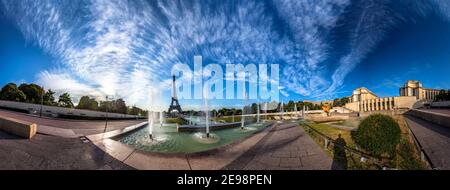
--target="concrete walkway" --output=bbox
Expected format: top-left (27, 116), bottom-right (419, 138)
top-left (91, 122), bottom-right (332, 170)
top-left (223, 123), bottom-right (332, 170)
top-left (0, 131), bottom-right (133, 170)
top-left (92, 123), bottom-right (277, 170)
top-left (405, 115), bottom-right (450, 169)
top-left (0, 117), bottom-right (332, 170)
top-left (0, 109), bottom-right (145, 136)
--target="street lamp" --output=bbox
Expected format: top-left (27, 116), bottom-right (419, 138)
top-left (40, 89), bottom-right (44, 118)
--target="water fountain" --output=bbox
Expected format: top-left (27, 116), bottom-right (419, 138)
top-left (257, 103), bottom-right (260, 123)
top-left (294, 104), bottom-right (298, 116)
top-left (148, 111), bottom-right (154, 140)
top-left (204, 88), bottom-right (210, 138)
top-left (302, 105), bottom-right (305, 117)
top-left (115, 76), bottom-right (269, 154)
top-left (240, 111), bottom-right (245, 130)
top-left (241, 92), bottom-right (248, 130)
top-left (265, 102), bottom-right (268, 120)
top-left (159, 111), bottom-right (164, 127)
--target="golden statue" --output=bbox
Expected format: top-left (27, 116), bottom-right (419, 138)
top-left (322, 103), bottom-right (331, 116)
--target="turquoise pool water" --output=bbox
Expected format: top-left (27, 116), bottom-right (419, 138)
top-left (115, 122), bottom-right (268, 153)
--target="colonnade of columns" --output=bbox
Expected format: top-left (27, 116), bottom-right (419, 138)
top-left (359, 97), bottom-right (395, 112)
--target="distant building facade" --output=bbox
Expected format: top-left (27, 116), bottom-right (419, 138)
top-left (350, 87), bottom-right (378, 103)
top-left (399, 80), bottom-right (442, 100)
top-left (345, 80), bottom-right (442, 112)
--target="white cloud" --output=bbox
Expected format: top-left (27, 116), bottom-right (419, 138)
top-left (274, 0), bottom-right (350, 96)
top-left (37, 71), bottom-right (104, 100)
top-left (2, 0), bottom-right (449, 108)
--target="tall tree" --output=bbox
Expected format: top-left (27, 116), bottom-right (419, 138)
top-left (0, 83), bottom-right (26, 102)
top-left (77, 96), bottom-right (94, 110)
top-left (127, 106), bottom-right (143, 116)
top-left (251, 103), bottom-right (258, 114)
top-left (99, 100), bottom-right (112, 112)
top-left (287, 100), bottom-right (295, 111)
top-left (58, 92), bottom-right (74, 108)
top-left (43, 89), bottom-right (56, 106)
top-left (18, 83), bottom-right (45, 104)
top-left (114, 98), bottom-right (127, 114)
top-left (88, 98), bottom-right (99, 110)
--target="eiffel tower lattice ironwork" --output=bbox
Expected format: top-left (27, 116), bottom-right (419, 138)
top-left (168, 75), bottom-right (182, 114)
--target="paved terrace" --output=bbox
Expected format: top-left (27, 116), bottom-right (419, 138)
top-left (0, 116), bottom-right (333, 169)
top-left (405, 110), bottom-right (450, 170)
top-left (223, 123), bottom-right (332, 170)
top-left (0, 131), bottom-right (133, 170)
top-left (0, 109), bottom-right (146, 137)
top-left (90, 122), bottom-right (332, 170)
top-left (418, 108), bottom-right (450, 115)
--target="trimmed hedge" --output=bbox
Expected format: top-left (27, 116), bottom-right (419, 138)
top-left (165, 117), bottom-right (188, 125)
top-left (351, 114), bottom-right (401, 157)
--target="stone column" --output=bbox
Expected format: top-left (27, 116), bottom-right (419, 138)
top-left (373, 99), bottom-right (376, 111)
top-left (375, 99), bottom-right (377, 111)
top-left (386, 97), bottom-right (391, 110)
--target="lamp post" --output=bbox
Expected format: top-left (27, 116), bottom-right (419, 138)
top-left (40, 90), bottom-right (44, 118)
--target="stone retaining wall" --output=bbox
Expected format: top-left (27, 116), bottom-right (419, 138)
top-left (0, 100), bottom-right (143, 120)
top-left (406, 109), bottom-right (450, 128)
top-left (0, 116), bottom-right (37, 139)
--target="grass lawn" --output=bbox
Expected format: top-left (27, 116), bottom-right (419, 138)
top-left (212, 115), bottom-right (262, 123)
top-left (165, 117), bottom-right (188, 125)
top-left (212, 115), bottom-right (242, 123)
top-left (302, 121), bottom-right (356, 147)
top-left (300, 115), bottom-right (427, 170)
top-left (332, 118), bottom-right (361, 128)
top-left (299, 120), bottom-right (376, 169)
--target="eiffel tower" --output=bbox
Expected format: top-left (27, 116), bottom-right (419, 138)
top-left (168, 75), bottom-right (182, 116)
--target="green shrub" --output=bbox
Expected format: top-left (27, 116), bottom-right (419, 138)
top-left (397, 139), bottom-right (425, 170)
top-left (165, 117), bottom-right (188, 125)
top-left (351, 114), bottom-right (401, 157)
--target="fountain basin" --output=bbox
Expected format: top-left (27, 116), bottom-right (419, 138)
top-left (114, 122), bottom-right (269, 153)
top-left (177, 122), bottom-right (242, 132)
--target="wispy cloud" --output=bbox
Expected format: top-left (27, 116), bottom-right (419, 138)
top-left (274, 0), bottom-right (350, 96)
top-left (326, 0), bottom-right (400, 95)
top-left (1, 0), bottom-right (450, 108)
top-left (325, 0), bottom-right (450, 95)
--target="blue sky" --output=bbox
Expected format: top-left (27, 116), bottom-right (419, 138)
top-left (0, 0), bottom-right (449, 110)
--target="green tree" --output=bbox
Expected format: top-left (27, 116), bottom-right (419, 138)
top-left (18, 83), bottom-right (45, 104)
top-left (77, 96), bottom-right (91, 109)
top-left (333, 97), bottom-right (350, 107)
top-left (58, 92), bottom-right (74, 108)
top-left (351, 114), bottom-right (401, 157)
top-left (435, 90), bottom-right (450, 101)
top-left (211, 109), bottom-right (218, 117)
top-left (43, 89), bottom-right (56, 106)
top-left (77, 96), bottom-right (99, 110)
top-left (251, 103), bottom-right (258, 114)
top-left (0, 83), bottom-right (26, 102)
top-left (89, 98), bottom-right (99, 110)
top-left (286, 100), bottom-right (295, 111)
top-left (99, 100), bottom-right (112, 112)
top-left (99, 99), bottom-right (127, 114)
top-left (127, 106), bottom-right (143, 116)
top-left (114, 98), bottom-right (127, 114)
top-left (296, 101), bottom-right (305, 110)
